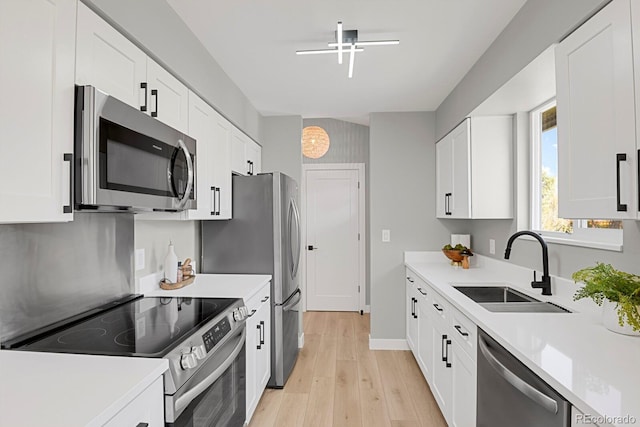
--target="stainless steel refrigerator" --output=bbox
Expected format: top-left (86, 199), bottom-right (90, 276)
top-left (201, 172), bottom-right (302, 388)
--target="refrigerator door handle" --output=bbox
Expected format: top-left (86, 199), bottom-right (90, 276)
top-left (281, 289), bottom-right (302, 312)
top-left (288, 199), bottom-right (301, 279)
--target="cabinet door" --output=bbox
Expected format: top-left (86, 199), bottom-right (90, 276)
top-left (246, 140), bottom-right (262, 175)
top-left (212, 113), bottom-right (233, 219)
top-left (103, 376), bottom-right (164, 427)
top-left (449, 120), bottom-right (471, 218)
top-left (231, 128), bottom-right (248, 175)
top-left (0, 0), bottom-right (75, 224)
top-left (431, 327), bottom-right (453, 423)
top-left (556, 0), bottom-right (636, 219)
top-left (417, 294), bottom-right (434, 383)
top-left (436, 136), bottom-right (452, 218)
top-left (256, 299), bottom-right (271, 391)
top-left (451, 340), bottom-right (476, 427)
top-left (405, 279), bottom-right (417, 353)
top-left (245, 312), bottom-right (259, 421)
top-left (631, 0), bottom-right (640, 220)
top-left (76, 2), bottom-right (147, 110)
top-left (185, 92), bottom-right (216, 220)
top-left (146, 58), bottom-right (189, 134)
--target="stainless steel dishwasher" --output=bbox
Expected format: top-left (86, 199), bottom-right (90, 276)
top-left (477, 329), bottom-right (571, 427)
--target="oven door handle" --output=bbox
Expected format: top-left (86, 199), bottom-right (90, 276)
top-left (174, 327), bottom-right (246, 415)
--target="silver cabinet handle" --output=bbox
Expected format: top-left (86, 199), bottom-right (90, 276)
top-left (478, 335), bottom-right (558, 414)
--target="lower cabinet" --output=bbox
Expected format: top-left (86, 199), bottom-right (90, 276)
top-left (405, 267), bottom-right (477, 426)
top-left (245, 283), bottom-right (271, 423)
top-left (103, 376), bottom-right (164, 427)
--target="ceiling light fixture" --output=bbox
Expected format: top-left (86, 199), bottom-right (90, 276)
top-left (301, 126), bottom-right (330, 159)
top-left (296, 21), bottom-right (399, 78)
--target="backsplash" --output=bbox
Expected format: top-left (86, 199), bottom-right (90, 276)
top-left (0, 213), bottom-right (133, 342)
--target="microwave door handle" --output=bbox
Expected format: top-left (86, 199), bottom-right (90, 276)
top-left (173, 327), bottom-right (246, 417)
top-left (176, 139), bottom-right (194, 209)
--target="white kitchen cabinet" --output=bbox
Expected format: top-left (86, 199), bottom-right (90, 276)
top-left (630, 0), bottom-right (640, 220)
top-left (405, 273), bottom-right (419, 353)
top-left (556, 0), bottom-right (636, 219)
top-left (76, 3), bottom-right (189, 133)
top-left (231, 128), bottom-right (262, 176)
top-left (245, 283), bottom-right (271, 423)
top-left (406, 267), bottom-right (477, 426)
top-left (0, 0), bottom-right (76, 224)
top-left (179, 92), bottom-right (232, 220)
top-left (103, 376), bottom-right (164, 427)
top-left (436, 116), bottom-right (513, 219)
top-left (76, 2), bottom-right (147, 110)
top-left (146, 58), bottom-right (189, 134)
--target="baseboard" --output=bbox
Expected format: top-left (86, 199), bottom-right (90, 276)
top-left (298, 333), bottom-right (305, 348)
top-left (368, 334), bottom-right (410, 350)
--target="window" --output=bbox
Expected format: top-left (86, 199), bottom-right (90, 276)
top-left (530, 100), bottom-right (623, 250)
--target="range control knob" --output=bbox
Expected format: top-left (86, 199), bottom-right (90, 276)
top-left (180, 352), bottom-right (198, 370)
top-left (192, 344), bottom-right (207, 360)
top-left (233, 306), bottom-right (248, 322)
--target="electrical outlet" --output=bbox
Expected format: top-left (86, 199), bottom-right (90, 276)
top-left (489, 239), bottom-right (496, 255)
top-left (382, 229), bottom-right (391, 242)
top-left (135, 249), bottom-right (145, 271)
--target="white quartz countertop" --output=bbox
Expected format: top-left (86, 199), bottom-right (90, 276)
top-left (0, 350), bottom-right (168, 427)
top-left (405, 252), bottom-right (640, 427)
top-left (144, 274), bottom-right (272, 301)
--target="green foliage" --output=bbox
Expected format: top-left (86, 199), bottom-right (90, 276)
top-left (541, 169), bottom-right (573, 233)
top-left (572, 263), bottom-right (640, 331)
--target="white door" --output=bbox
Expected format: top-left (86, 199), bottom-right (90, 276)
top-left (0, 0), bottom-right (76, 224)
top-left (450, 119), bottom-right (471, 218)
top-left (212, 112), bottom-right (233, 219)
top-left (146, 59), bottom-right (189, 134)
top-left (230, 128), bottom-right (248, 175)
top-left (305, 168), bottom-right (360, 311)
top-left (436, 135), bottom-right (452, 218)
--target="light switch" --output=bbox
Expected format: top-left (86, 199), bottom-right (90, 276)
top-left (382, 229), bottom-right (391, 242)
top-left (489, 239), bottom-right (496, 255)
top-left (135, 249), bottom-right (145, 271)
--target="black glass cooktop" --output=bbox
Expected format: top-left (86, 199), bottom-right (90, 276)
top-left (17, 297), bottom-right (238, 357)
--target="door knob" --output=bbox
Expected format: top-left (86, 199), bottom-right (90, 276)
top-left (307, 245), bottom-right (317, 251)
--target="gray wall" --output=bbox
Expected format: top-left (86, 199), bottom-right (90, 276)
top-left (369, 112), bottom-right (451, 339)
top-left (435, 0), bottom-right (609, 139)
top-left (134, 219), bottom-right (200, 281)
top-left (261, 116), bottom-right (303, 186)
top-left (302, 118), bottom-right (371, 305)
top-left (82, 0), bottom-right (262, 141)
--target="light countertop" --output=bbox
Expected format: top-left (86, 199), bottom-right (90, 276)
top-left (405, 252), bottom-right (640, 427)
top-left (0, 350), bottom-right (168, 427)
top-left (143, 273), bottom-right (272, 301)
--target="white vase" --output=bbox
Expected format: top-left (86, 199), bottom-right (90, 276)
top-left (602, 299), bottom-right (640, 336)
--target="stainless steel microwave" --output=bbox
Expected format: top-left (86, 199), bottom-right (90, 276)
top-left (74, 85), bottom-right (196, 212)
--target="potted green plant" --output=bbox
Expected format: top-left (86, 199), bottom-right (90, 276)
top-left (572, 263), bottom-right (640, 336)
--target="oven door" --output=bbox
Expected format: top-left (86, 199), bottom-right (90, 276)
top-left (166, 327), bottom-right (246, 427)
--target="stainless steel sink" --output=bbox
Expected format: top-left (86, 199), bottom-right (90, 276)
top-left (453, 285), bottom-right (571, 313)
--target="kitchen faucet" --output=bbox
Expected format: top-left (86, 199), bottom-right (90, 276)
top-left (504, 231), bottom-right (552, 295)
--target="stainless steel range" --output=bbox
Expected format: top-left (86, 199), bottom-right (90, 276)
top-left (2, 295), bottom-right (248, 427)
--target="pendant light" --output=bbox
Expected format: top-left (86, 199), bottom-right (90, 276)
top-left (302, 126), bottom-right (330, 159)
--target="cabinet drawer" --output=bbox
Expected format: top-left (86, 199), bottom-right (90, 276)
top-left (430, 291), bottom-right (449, 325)
top-left (245, 284), bottom-right (271, 313)
top-left (451, 308), bottom-right (476, 361)
top-left (104, 376), bottom-right (164, 427)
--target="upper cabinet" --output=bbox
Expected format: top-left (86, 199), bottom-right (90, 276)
top-left (183, 92), bottom-right (232, 220)
top-left (556, 0), bottom-right (636, 219)
top-left (0, 0), bottom-right (76, 224)
top-left (436, 117), bottom-right (513, 219)
top-left (231, 129), bottom-right (262, 176)
top-left (76, 3), bottom-right (188, 133)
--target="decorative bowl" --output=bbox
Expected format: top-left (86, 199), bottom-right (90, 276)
top-left (442, 249), bottom-right (465, 262)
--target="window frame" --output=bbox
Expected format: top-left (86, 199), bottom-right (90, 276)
top-left (529, 99), bottom-right (623, 252)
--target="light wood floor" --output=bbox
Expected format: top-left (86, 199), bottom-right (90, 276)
top-left (249, 311), bottom-right (447, 427)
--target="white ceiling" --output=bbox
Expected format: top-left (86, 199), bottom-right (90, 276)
top-left (167, 0), bottom-right (527, 125)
